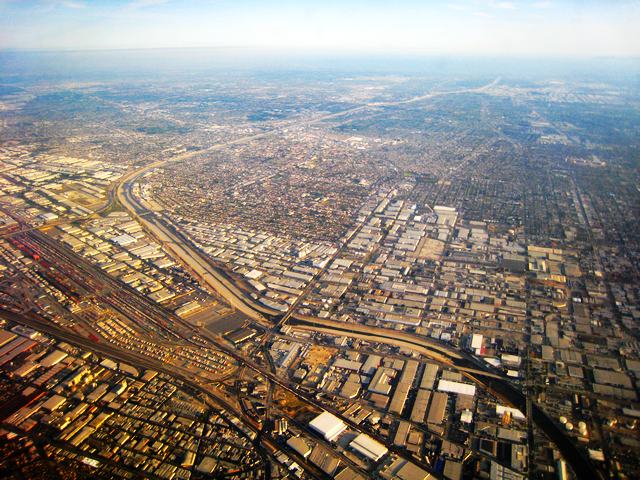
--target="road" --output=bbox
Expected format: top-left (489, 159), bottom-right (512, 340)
top-left (11, 224), bottom-right (601, 479)
top-left (110, 77), bottom-right (601, 479)
top-left (6, 229), bottom-right (441, 477)
top-left (120, 182), bottom-right (279, 321)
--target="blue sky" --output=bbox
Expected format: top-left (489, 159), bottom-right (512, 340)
top-left (0, 0), bottom-right (638, 56)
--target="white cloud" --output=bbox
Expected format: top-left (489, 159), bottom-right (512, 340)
top-left (61, 0), bottom-right (85, 8)
top-left (127, 0), bottom-right (169, 8)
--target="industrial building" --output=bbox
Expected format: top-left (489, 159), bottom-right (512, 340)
top-left (349, 433), bottom-right (388, 462)
top-left (308, 411), bottom-right (347, 442)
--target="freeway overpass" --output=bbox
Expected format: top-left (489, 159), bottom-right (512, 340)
top-left (114, 173), bottom-right (602, 480)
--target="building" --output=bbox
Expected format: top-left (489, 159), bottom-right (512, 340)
top-left (309, 411), bottom-right (347, 442)
top-left (286, 436), bottom-right (312, 459)
top-left (437, 379), bottom-right (476, 396)
top-left (427, 392), bottom-right (448, 425)
top-left (349, 433), bottom-right (388, 462)
top-left (369, 367), bottom-right (394, 395)
top-left (225, 327), bottom-right (256, 345)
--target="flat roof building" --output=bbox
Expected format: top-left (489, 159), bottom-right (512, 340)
top-left (437, 379), bottom-right (476, 396)
top-left (349, 433), bottom-right (388, 462)
top-left (369, 367), bottom-right (394, 395)
top-left (427, 392), bottom-right (448, 425)
top-left (309, 411), bottom-right (347, 442)
top-left (286, 436), bottom-right (312, 459)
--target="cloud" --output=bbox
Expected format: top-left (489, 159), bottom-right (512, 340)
top-left (449, 1), bottom-right (514, 16)
top-left (494, 1), bottom-right (515, 9)
top-left (61, 0), bottom-right (85, 8)
top-left (127, 0), bottom-right (169, 8)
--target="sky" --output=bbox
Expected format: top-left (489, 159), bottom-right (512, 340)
top-left (0, 0), bottom-right (639, 57)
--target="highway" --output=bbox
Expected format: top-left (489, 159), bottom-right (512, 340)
top-left (0, 309), bottom-right (323, 480)
top-left (120, 183), bottom-right (279, 322)
top-left (2, 304), bottom-right (438, 479)
top-left (6, 229), bottom-right (440, 477)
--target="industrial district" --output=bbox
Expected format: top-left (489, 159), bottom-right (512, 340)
top-left (0, 59), bottom-right (639, 480)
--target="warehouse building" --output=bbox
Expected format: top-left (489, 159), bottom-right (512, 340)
top-left (309, 411), bottom-right (347, 442)
top-left (349, 433), bottom-right (388, 462)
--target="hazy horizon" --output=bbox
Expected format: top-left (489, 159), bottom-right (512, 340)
top-left (1, 1), bottom-right (639, 57)
top-left (1, 48), bottom-right (639, 88)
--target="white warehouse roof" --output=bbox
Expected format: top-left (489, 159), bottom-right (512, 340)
top-left (437, 379), bottom-right (476, 396)
top-left (309, 411), bottom-right (347, 442)
top-left (349, 433), bottom-right (388, 461)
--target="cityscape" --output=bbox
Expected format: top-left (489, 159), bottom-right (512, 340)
top-left (1, 2), bottom-right (639, 480)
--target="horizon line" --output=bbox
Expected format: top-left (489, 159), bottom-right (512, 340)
top-left (1, 46), bottom-right (639, 61)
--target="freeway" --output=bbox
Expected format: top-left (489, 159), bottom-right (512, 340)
top-left (120, 182), bottom-right (279, 322)
top-left (12, 221), bottom-right (602, 479)
top-left (292, 315), bottom-right (465, 361)
top-left (367, 76), bottom-right (501, 107)
top-left (9, 228), bottom-right (440, 477)
top-left (199, 312), bottom-right (600, 480)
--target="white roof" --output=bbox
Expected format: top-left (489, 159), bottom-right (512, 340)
top-left (309, 411), bottom-right (347, 442)
top-left (333, 358), bottom-right (362, 372)
top-left (349, 433), bottom-right (388, 461)
top-left (501, 354), bottom-right (521, 365)
top-left (437, 379), bottom-right (476, 396)
top-left (434, 205), bottom-right (457, 212)
top-left (111, 233), bottom-right (137, 246)
top-left (244, 269), bottom-right (263, 279)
